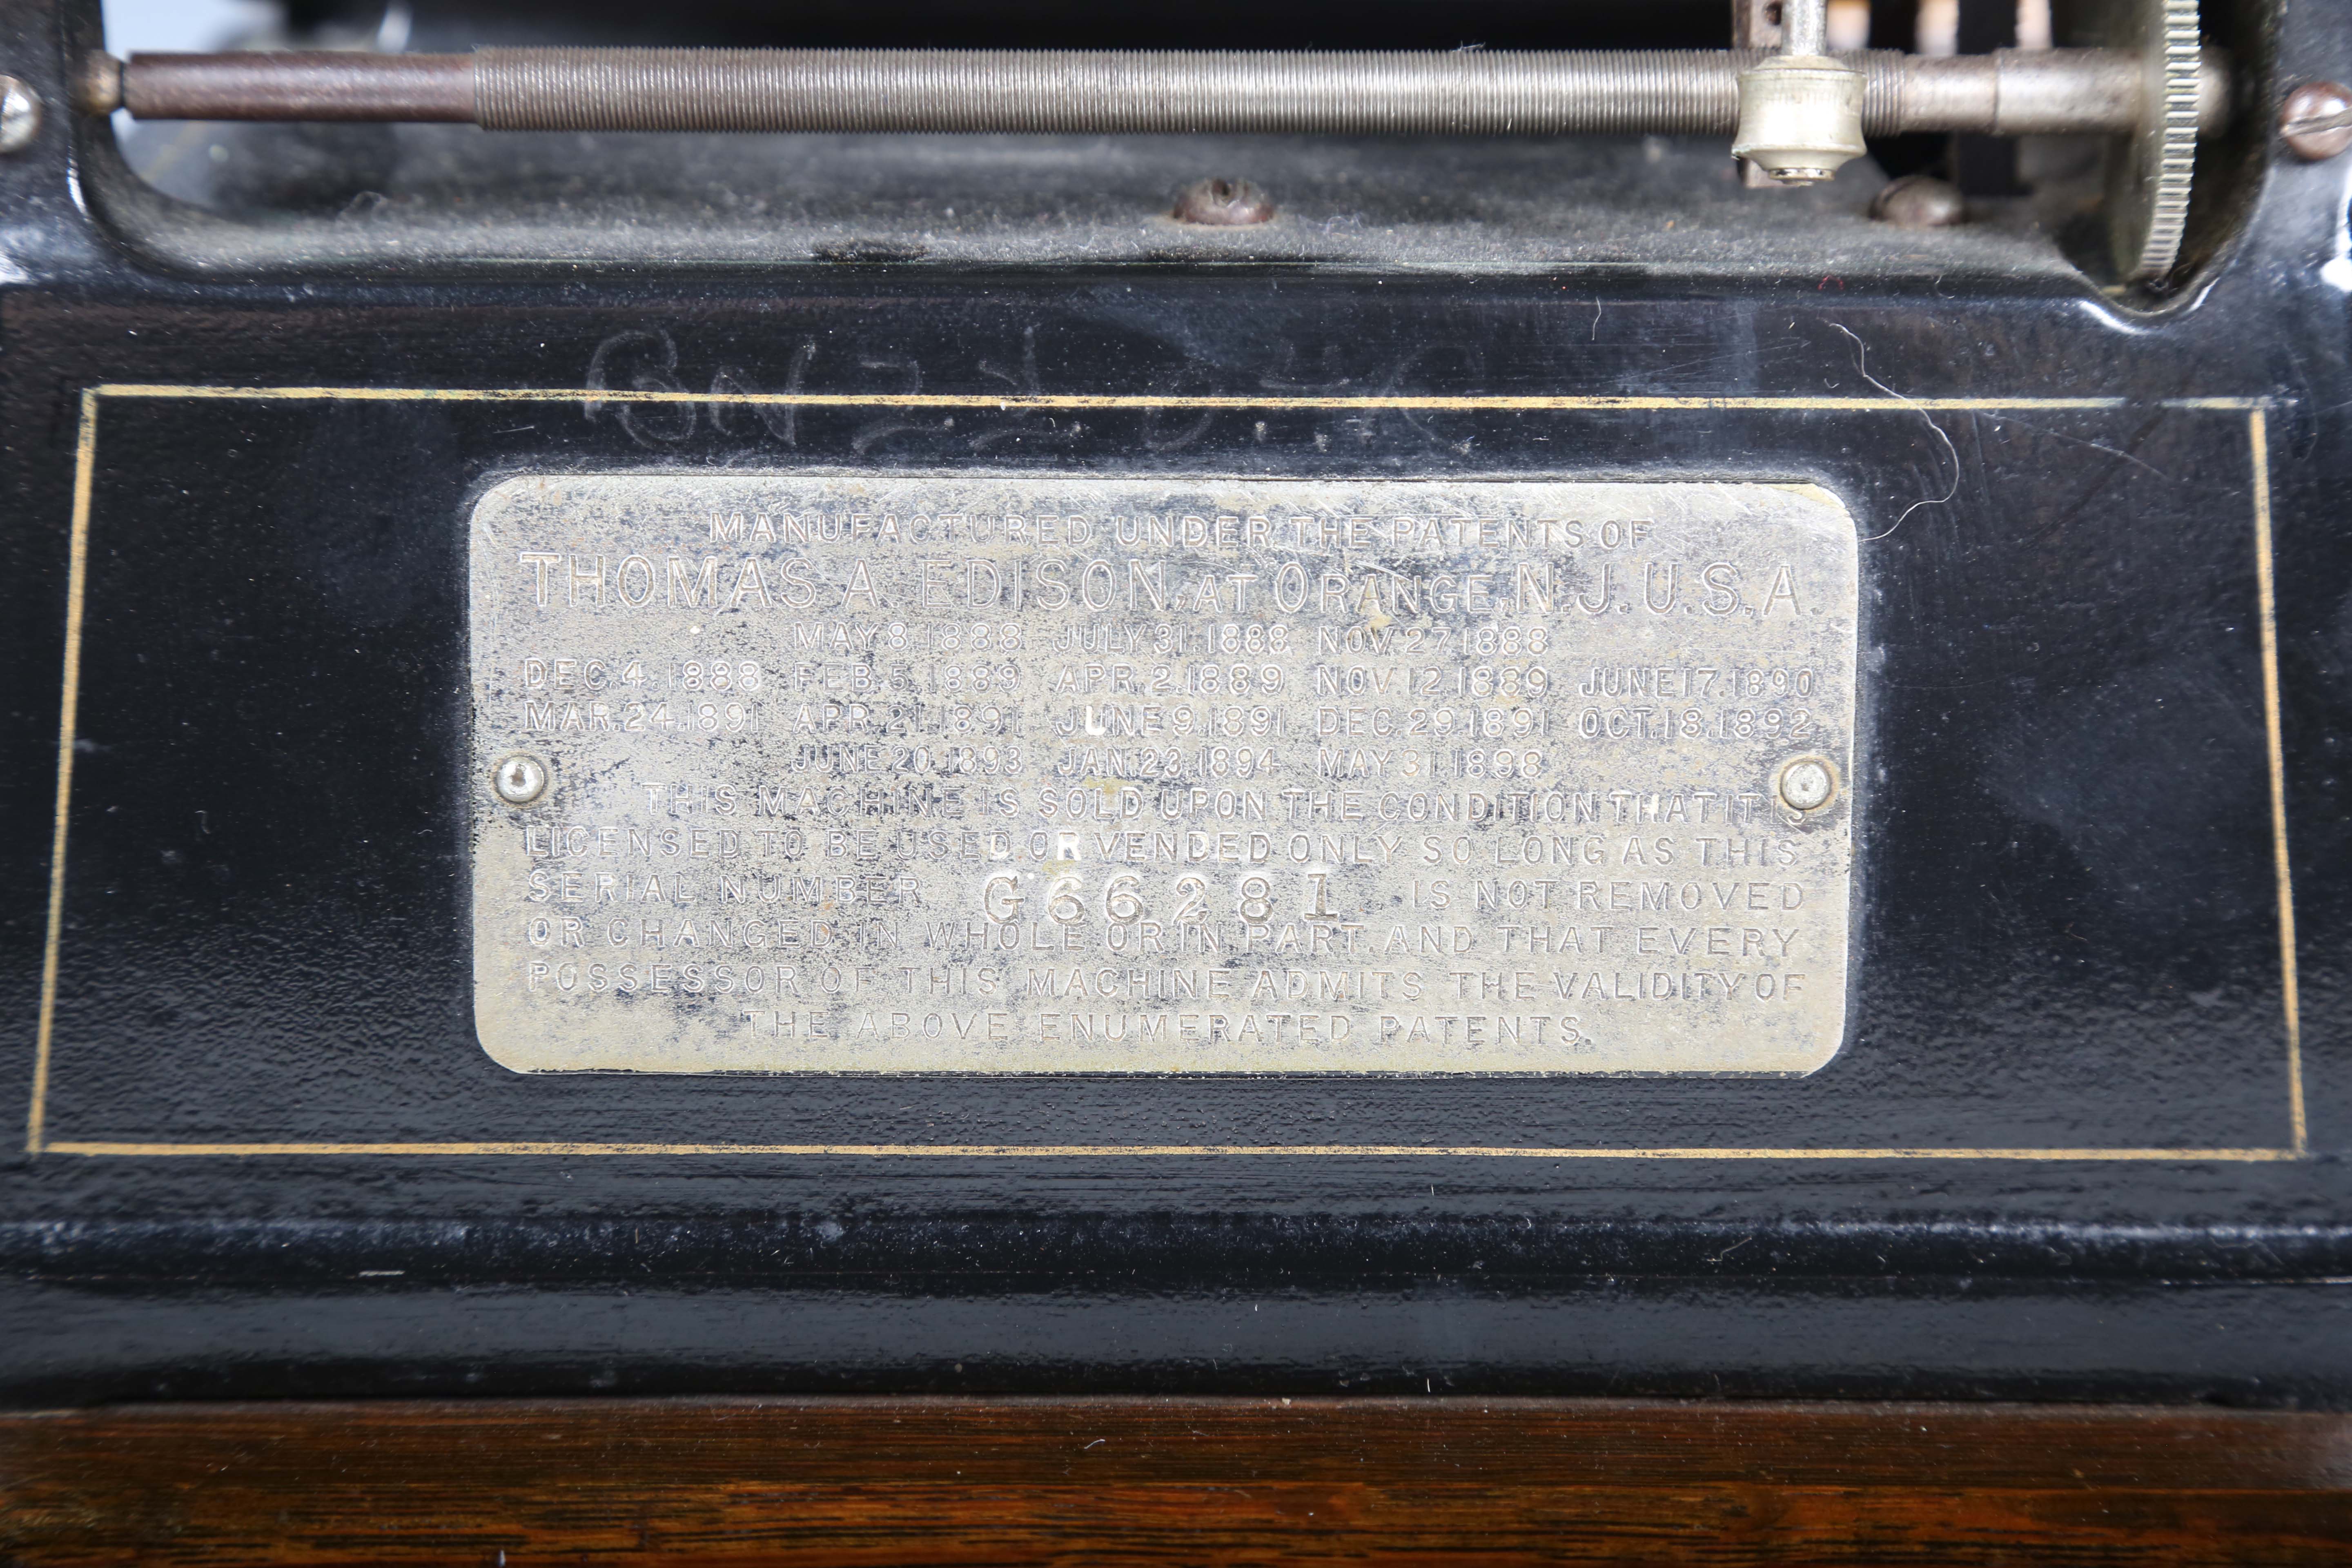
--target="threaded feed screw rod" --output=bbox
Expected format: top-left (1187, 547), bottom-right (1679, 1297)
top-left (96, 46), bottom-right (2228, 138)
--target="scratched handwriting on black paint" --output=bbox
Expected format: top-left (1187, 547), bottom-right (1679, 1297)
top-left (580, 328), bottom-right (1486, 455)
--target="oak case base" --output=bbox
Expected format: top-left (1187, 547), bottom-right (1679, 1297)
top-left (5, 1396), bottom-right (2351, 1565)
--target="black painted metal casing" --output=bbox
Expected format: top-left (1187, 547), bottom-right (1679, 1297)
top-left (2, 0), bottom-right (2349, 1404)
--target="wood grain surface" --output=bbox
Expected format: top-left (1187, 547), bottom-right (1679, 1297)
top-left (6, 1397), bottom-right (2352, 1564)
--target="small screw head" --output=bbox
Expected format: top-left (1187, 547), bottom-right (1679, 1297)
top-left (1777, 756), bottom-right (1837, 813)
top-left (492, 754), bottom-right (550, 806)
top-left (0, 78), bottom-right (44, 156)
top-left (2281, 81), bottom-right (2352, 162)
top-left (1173, 177), bottom-right (1274, 226)
top-left (1870, 174), bottom-right (1965, 229)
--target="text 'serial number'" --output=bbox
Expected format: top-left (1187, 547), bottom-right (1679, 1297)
top-left (987, 872), bottom-right (1292, 926)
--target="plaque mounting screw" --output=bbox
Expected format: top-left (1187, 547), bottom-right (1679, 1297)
top-left (0, 78), bottom-right (44, 155)
top-left (492, 754), bottom-right (550, 806)
top-left (1777, 756), bottom-right (1836, 813)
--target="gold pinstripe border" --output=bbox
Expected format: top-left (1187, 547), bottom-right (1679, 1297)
top-left (38, 1141), bottom-right (2300, 1160)
top-left (25, 391), bottom-right (96, 1158)
top-left (25, 385), bottom-right (2302, 1161)
top-left (2250, 408), bottom-right (2304, 1154)
top-left (89, 383), bottom-right (2267, 412)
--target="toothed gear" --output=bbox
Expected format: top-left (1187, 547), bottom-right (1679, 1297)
top-left (2106, 0), bottom-right (2202, 282)
top-left (2132, 0), bottom-right (2202, 278)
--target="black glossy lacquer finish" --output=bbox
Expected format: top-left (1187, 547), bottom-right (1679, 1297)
top-left (2, 0), bottom-right (2350, 1405)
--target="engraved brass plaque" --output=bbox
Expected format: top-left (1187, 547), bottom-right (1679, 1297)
top-left (470, 476), bottom-right (1857, 1074)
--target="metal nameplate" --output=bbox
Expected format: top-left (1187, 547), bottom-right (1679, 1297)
top-left (470, 476), bottom-right (1858, 1074)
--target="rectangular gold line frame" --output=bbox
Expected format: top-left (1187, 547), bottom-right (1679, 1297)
top-left (26, 386), bottom-right (2303, 1160)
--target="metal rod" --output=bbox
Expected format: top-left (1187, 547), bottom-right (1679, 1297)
top-left (120, 52), bottom-right (472, 121)
top-left (98, 47), bottom-right (2230, 137)
top-left (1779, 0), bottom-right (1829, 58)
